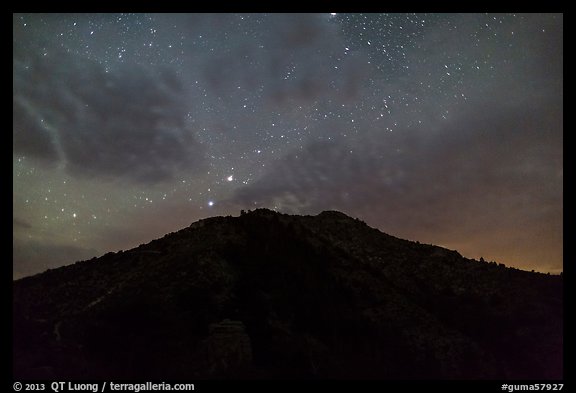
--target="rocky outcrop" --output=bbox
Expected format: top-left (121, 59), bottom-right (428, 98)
top-left (206, 319), bottom-right (252, 374)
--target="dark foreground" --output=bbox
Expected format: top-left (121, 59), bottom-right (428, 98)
top-left (13, 209), bottom-right (562, 379)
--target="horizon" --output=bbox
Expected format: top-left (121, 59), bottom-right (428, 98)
top-left (13, 13), bottom-right (563, 279)
top-left (13, 208), bottom-right (562, 280)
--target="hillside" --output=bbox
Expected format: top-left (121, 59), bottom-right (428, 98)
top-left (13, 209), bottom-right (563, 379)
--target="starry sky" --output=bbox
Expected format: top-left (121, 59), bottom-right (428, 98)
top-left (13, 13), bottom-right (563, 279)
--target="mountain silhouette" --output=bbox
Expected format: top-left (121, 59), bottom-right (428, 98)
top-left (13, 209), bottom-right (562, 379)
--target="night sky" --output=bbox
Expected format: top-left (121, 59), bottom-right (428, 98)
top-left (13, 13), bottom-right (563, 279)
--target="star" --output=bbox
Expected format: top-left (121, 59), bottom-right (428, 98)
top-left (12, 13), bottom-right (563, 279)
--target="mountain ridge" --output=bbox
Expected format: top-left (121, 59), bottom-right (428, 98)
top-left (13, 208), bottom-right (562, 379)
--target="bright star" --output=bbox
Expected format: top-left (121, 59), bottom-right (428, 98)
top-left (227, 175), bottom-right (234, 181)
top-left (208, 201), bottom-right (214, 207)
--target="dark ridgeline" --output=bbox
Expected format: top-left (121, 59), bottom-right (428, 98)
top-left (13, 209), bottom-right (562, 379)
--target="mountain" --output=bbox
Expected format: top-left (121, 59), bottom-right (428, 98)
top-left (13, 209), bottom-right (562, 379)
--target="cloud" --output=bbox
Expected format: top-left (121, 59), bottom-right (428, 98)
top-left (165, 13), bottom-right (371, 106)
top-left (13, 217), bottom-right (32, 230)
top-left (227, 14), bottom-right (563, 246)
top-left (228, 96), bottom-right (562, 269)
top-left (13, 47), bottom-right (205, 184)
top-left (231, 97), bottom-right (561, 217)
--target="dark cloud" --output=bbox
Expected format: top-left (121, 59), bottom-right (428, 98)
top-left (227, 14), bottom-right (563, 260)
top-left (229, 96), bottom-right (562, 269)
top-left (13, 99), bottom-right (59, 163)
top-left (13, 47), bottom-right (205, 184)
top-left (12, 13), bottom-right (562, 276)
top-left (13, 217), bottom-right (32, 230)
top-left (166, 13), bottom-right (371, 106)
